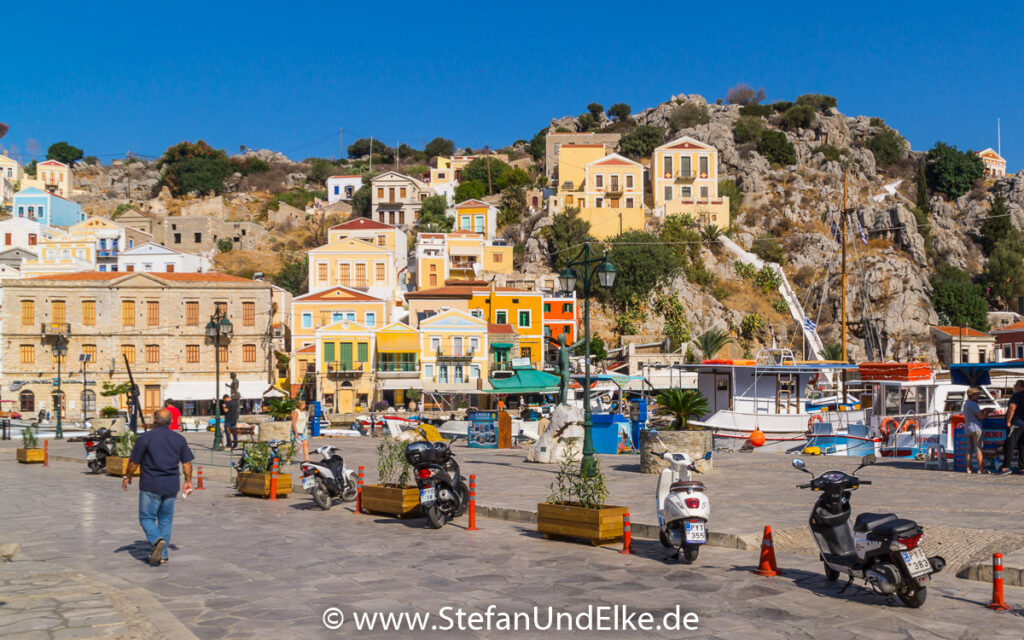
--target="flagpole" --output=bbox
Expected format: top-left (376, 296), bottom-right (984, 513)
top-left (841, 170), bottom-right (848, 364)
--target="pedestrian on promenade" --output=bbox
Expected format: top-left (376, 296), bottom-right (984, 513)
top-left (292, 399), bottom-right (309, 462)
top-left (123, 409), bottom-right (194, 566)
top-left (999, 379), bottom-right (1024, 475)
top-left (164, 399), bottom-right (181, 432)
top-left (963, 388), bottom-right (990, 474)
top-left (221, 394), bottom-right (239, 449)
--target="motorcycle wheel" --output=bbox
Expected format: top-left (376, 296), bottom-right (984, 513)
top-left (659, 529), bottom-right (673, 548)
top-left (683, 544), bottom-right (700, 562)
top-left (897, 583), bottom-right (927, 608)
top-left (340, 472), bottom-right (358, 502)
top-left (454, 480), bottom-right (470, 516)
top-left (311, 478), bottom-right (332, 510)
top-left (823, 563), bottom-right (840, 582)
top-left (88, 459), bottom-right (103, 474)
top-left (425, 503), bottom-right (448, 529)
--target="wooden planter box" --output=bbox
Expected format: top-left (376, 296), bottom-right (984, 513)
top-left (237, 471), bottom-right (292, 498)
top-left (16, 448), bottom-right (45, 464)
top-left (106, 456), bottom-right (139, 477)
top-left (537, 502), bottom-right (627, 546)
top-left (361, 484), bottom-right (421, 518)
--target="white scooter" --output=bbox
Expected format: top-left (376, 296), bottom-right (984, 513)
top-left (300, 445), bottom-right (359, 510)
top-left (652, 430), bottom-right (713, 562)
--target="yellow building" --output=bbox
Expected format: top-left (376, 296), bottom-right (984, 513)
top-left (452, 199), bottom-right (498, 238)
top-left (327, 217), bottom-right (408, 271)
top-left (547, 146), bottom-right (645, 239)
top-left (0, 154), bottom-right (23, 206)
top-left (308, 236), bottom-right (401, 302)
top-left (315, 319), bottom-right (374, 413)
top-left (374, 321), bottom-right (422, 407)
top-left (27, 159), bottom-right (74, 198)
top-left (290, 286), bottom-right (388, 397)
top-left (415, 231), bottom-right (513, 289)
top-left (19, 234), bottom-right (95, 276)
top-left (652, 136), bottom-right (730, 229)
top-left (429, 155), bottom-right (476, 187)
top-left (977, 148), bottom-right (1006, 178)
top-left (418, 308), bottom-right (489, 394)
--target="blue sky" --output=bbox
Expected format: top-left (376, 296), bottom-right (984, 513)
top-left (2, 2), bottom-right (1023, 169)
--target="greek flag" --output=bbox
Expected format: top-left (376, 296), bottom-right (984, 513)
top-left (830, 221), bottom-right (841, 243)
top-left (803, 317), bottom-right (818, 333)
top-left (858, 221), bottom-right (868, 245)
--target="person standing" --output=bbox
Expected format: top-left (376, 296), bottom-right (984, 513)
top-left (963, 388), bottom-right (990, 474)
top-left (999, 379), bottom-right (1024, 475)
top-left (164, 399), bottom-right (181, 432)
top-left (292, 399), bottom-right (309, 462)
top-left (123, 409), bottom-right (194, 565)
top-left (220, 394), bottom-right (239, 449)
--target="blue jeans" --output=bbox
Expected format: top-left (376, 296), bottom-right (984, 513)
top-left (139, 490), bottom-right (176, 559)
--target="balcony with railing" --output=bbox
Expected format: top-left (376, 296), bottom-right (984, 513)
top-left (376, 357), bottom-right (420, 378)
top-left (436, 347), bottom-right (475, 361)
top-left (41, 322), bottom-right (71, 337)
top-left (324, 361), bottom-right (367, 377)
top-left (674, 171), bottom-right (697, 184)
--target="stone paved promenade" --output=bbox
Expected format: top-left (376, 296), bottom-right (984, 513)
top-left (2, 435), bottom-right (1024, 638)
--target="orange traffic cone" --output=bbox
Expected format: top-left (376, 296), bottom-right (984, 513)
top-left (988, 553), bottom-right (1011, 611)
top-left (753, 525), bottom-right (782, 576)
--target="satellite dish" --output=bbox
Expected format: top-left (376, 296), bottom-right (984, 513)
top-left (0, 123), bottom-right (8, 139)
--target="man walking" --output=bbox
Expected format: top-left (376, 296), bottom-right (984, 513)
top-left (164, 399), bottom-right (181, 432)
top-left (963, 388), bottom-right (990, 474)
top-left (1000, 379), bottom-right (1024, 475)
top-left (123, 409), bottom-right (194, 565)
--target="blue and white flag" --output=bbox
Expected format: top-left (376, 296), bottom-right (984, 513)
top-left (803, 317), bottom-right (818, 333)
top-left (858, 221), bottom-right (868, 245)
top-left (830, 221), bottom-right (841, 243)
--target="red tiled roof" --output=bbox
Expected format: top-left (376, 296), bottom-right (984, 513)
top-left (993, 320), bottom-right (1024, 333)
top-left (406, 285), bottom-right (475, 299)
top-left (27, 271), bottom-right (257, 284)
top-left (454, 199), bottom-right (489, 208)
top-left (932, 326), bottom-right (990, 337)
top-left (592, 158), bottom-right (635, 166)
top-left (329, 218), bottom-right (395, 231)
top-left (293, 286), bottom-right (384, 302)
top-left (488, 323), bottom-right (517, 335)
top-left (296, 344), bottom-right (315, 354)
top-left (28, 271), bottom-right (122, 281)
top-left (329, 175), bottom-right (362, 179)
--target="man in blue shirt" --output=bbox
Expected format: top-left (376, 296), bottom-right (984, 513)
top-left (123, 409), bottom-right (194, 565)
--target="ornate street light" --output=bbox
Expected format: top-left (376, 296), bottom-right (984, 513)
top-left (206, 310), bottom-right (233, 451)
top-left (52, 336), bottom-right (68, 439)
top-left (563, 242), bottom-right (616, 476)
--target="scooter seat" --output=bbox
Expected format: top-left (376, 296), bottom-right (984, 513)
top-left (871, 518), bottom-right (920, 537)
top-left (853, 512), bottom-right (897, 532)
top-left (670, 481), bottom-right (705, 492)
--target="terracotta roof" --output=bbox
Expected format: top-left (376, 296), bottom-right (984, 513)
top-left (932, 326), bottom-right (990, 337)
top-left (454, 199), bottom-right (490, 208)
top-left (592, 158), bottom-right (635, 166)
top-left (488, 323), bottom-right (517, 335)
top-left (328, 175), bottom-right (362, 179)
top-left (405, 285), bottom-right (475, 299)
top-left (296, 344), bottom-right (315, 354)
top-left (293, 286), bottom-right (385, 302)
top-left (26, 271), bottom-right (258, 284)
top-left (27, 271), bottom-right (122, 281)
top-left (992, 320), bottom-right (1024, 333)
top-left (329, 218), bottom-right (395, 231)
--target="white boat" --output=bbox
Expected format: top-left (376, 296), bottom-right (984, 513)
top-left (690, 349), bottom-right (862, 452)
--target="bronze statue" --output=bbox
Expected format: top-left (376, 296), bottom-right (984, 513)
top-left (228, 372), bottom-right (241, 401)
top-left (557, 332), bottom-right (570, 405)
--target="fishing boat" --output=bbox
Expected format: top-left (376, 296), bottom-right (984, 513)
top-left (690, 348), bottom-right (861, 451)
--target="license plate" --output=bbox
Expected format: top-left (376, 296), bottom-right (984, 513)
top-left (420, 487), bottom-right (436, 503)
top-left (301, 476), bottom-right (315, 490)
top-left (86, 452), bottom-right (96, 461)
top-left (901, 547), bottom-right (931, 578)
top-left (684, 520), bottom-right (706, 544)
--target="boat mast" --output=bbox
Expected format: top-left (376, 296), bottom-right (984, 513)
top-left (841, 170), bottom-right (848, 363)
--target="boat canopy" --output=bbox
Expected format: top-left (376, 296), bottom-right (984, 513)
top-left (486, 368), bottom-right (559, 394)
top-left (950, 361), bottom-right (1024, 386)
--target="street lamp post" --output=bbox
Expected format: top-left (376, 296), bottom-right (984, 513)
top-left (559, 242), bottom-right (616, 476)
top-left (52, 335), bottom-right (68, 439)
top-left (205, 310), bottom-right (233, 451)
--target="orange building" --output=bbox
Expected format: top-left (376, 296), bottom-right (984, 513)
top-left (542, 294), bottom-right (577, 364)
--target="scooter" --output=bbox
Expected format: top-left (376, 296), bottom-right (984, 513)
top-left (405, 437), bottom-right (469, 529)
top-left (299, 445), bottom-right (359, 510)
top-left (792, 455), bottom-right (945, 607)
top-left (652, 430), bottom-right (713, 562)
top-left (233, 439), bottom-right (286, 475)
top-left (83, 427), bottom-right (116, 474)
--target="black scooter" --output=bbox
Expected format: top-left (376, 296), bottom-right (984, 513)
top-left (405, 437), bottom-right (469, 529)
top-left (84, 428), bottom-right (116, 474)
top-left (793, 455), bottom-right (945, 607)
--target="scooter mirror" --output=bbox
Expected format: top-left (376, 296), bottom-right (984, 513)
top-left (648, 429), bottom-right (659, 437)
top-left (861, 454), bottom-right (876, 466)
top-left (792, 458), bottom-right (807, 471)
top-left (703, 451), bottom-right (713, 461)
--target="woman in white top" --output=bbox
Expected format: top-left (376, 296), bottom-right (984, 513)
top-left (292, 400), bottom-right (310, 462)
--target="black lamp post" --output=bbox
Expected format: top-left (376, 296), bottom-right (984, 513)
top-left (52, 335), bottom-right (68, 439)
top-left (205, 310), bottom-right (233, 451)
top-left (559, 242), bottom-right (616, 476)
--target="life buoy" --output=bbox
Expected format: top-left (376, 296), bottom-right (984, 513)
top-left (807, 414), bottom-right (823, 432)
top-left (879, 417), bottom-right (900, 441)
top-left (901, 418), bottom-right (918, 435)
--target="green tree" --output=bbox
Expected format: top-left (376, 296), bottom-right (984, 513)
top-left (608, 103), bottom-right (631, 120)
top-left (656, 389), bottom-right (710, 430)
top-left (916, 160), bottom-right (930, 213)
top-left (694, 329), bottom-right (734, 360)
top-left (587, 333), bottom-right (607, 361)
top-left (741, 313), bottom-right (764, 340)
top-left (306, 158), bottom-right (338, 185)
top-left (820, 343), bottom-right (844, 362)
top-left (795, 94), bottom-right (838, 111)
top-left (543, 207), bottom-right (594, 272)
top-left (930, 264), bottom-right (989, 330)
top-left (273, 255), bottom-right (309, 296)
top-left (587, 102), bottom-right (604, 118)
top-left (418, 195), bottom-right (452, 232)
top-left (668, 103), bottom-right (710, 131)
top-left (351, 185), bottom-right (372, 217)
top-left (46, 141), bottom-right (84, 166)
top-left (454, 180), bottom-right (486, 202)
top-left (781, 104), bottom-right (816, 130)
top-left (739, 103), bottom-right (773, 117)
top-left (606, 230), bottom-right (682, 305)
top-left (618, 125), bottom-right (664, 159)
top-left (718, 179), bottom-right (743, 219)
top-left (460, 157), bottom-right (511, 195)
top-left (528, 128), bottom-right (547, 162)
top-left (984, 239), bottom-right (1024, 308)
top-left (756, 130), bottom-right (796, 165)
top-left (925, 141), bottom-right (985, 199)
top-left (577, 113), bottom-right (596, 131)
top-left (25, 159), bottom-right (37, 177)
top-left (865, 126), bottom-right (906, 167)
top-left (979, 195), bottom-right (1012, 255)
top-left (424, 137), bottom-right (455, 159)
top-left (732, 115), bottom-right (765, 144)
top-left (496, 167), bottom-right (530, 190)
top-left (155, 140), bottom-right (234, 197)
top-left (347, 138), bottom-right (375, 158)
top-left (498, 185), bottom-right (527, 227)
top-left (751, 235), bottom-right (786, 263)
top-left (217, 238), bottom-right (233, 253)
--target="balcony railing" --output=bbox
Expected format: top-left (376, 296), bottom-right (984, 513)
top-left (97, 249), bottom-right (119, 258)
top-left (325, 362), bottom-right (366, 377)
top-left (436, 347), bottom-right (474, 360)
top-left (377, 362), bottom-right (419, 372)
top-left (674, 172), bottom-right (696, 184)
top-left (41, 323), bottom-right (71, 337)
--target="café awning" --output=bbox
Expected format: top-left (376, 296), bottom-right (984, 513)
top-left (950, 361), bottom-right (1024, 386)
top-left (163, 380), bottom-right (284, 401)
top-left (487, 368), bottom-right (560, 394)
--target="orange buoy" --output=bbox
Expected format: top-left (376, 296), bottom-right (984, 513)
top-left (750, 429), bottom-right (766, 447)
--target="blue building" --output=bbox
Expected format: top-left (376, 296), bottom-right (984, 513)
top-left (12, 187), bottom-right (85, 228)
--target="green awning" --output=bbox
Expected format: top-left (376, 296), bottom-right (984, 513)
top-left (487, 368), bottom-right (560, 394)
top-left (491, 343), bottom-right (513, 349)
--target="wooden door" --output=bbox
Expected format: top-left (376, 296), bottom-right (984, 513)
top-left (144, 385), bottom-right (161, 413)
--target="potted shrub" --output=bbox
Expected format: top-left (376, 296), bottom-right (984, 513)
top-left (640, 390), bottom-right (714, 474)
top-left (537, 450), bottom-right (626, 545)
top-left (361, 437), bottom-right (420, 517)
top-left (106, 432), bottom-right (139, 476)
top-left (236, 441), bottom-right (295, 498)
top-left (259, 397), bottom-right (296, 442)
top-left (100, 406), bottom-right (120, 418)
top-left (16, 425), bottom-right (45, 464)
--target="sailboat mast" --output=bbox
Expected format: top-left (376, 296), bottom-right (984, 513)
top-left (841, 170), bottom-right (848, 363)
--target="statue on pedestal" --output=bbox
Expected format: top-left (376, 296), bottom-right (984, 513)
top-left (228, 372), bottom-right (241, 401)
top-left (557, 332), bottom-right (570, 406)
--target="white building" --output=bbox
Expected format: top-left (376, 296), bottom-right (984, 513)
top-left (117, 243), bottom-right (211, 273)
top-left (370, 171), bottom-right (436, 228)
top-left (0, 218), bottom-right (61, 252)
top-left (326, 175), bottom-right (363, 204)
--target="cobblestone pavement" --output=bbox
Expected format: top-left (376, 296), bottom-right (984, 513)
top-left (2, 454), bottom-right (1024, 638)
